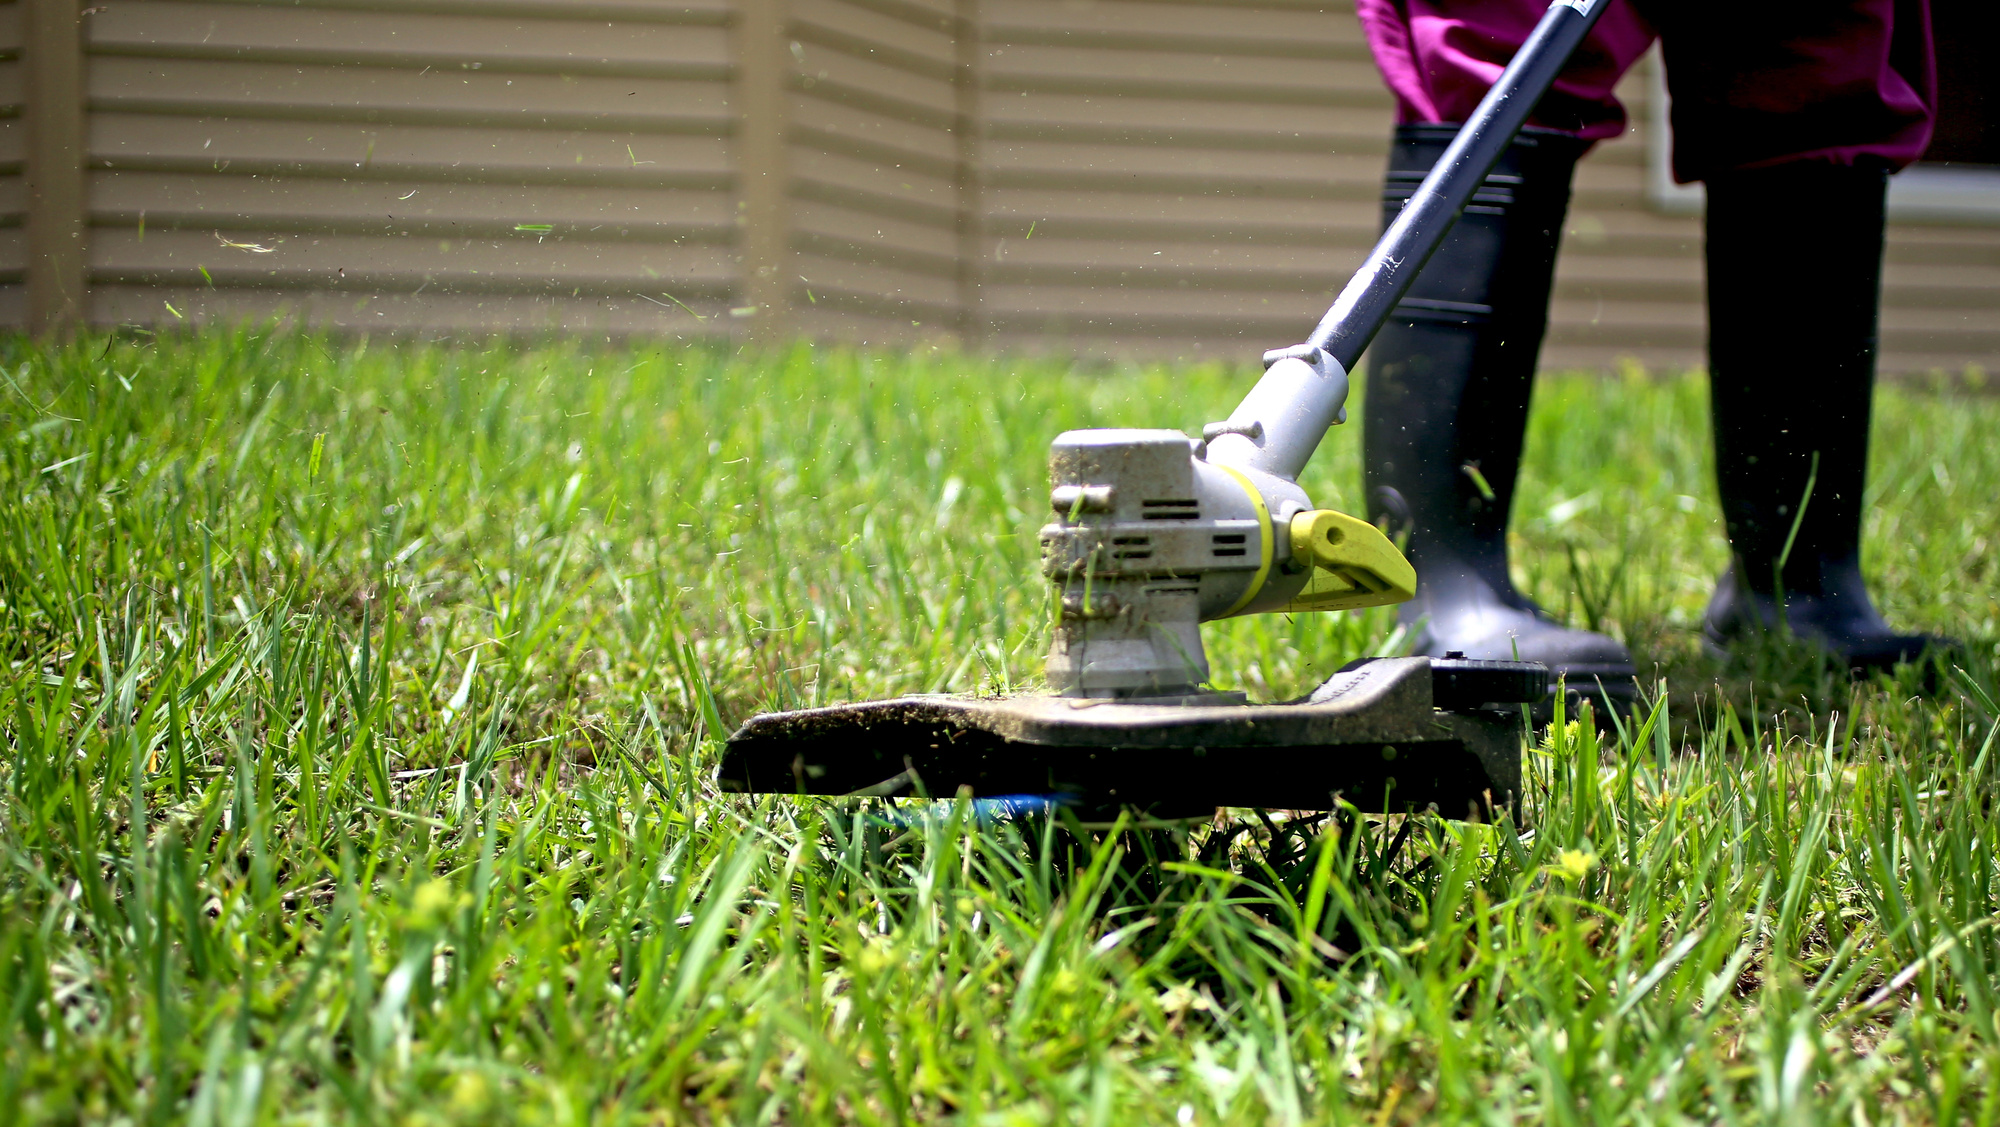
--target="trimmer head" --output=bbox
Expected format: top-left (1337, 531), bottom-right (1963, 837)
top-left (719, 657), bottom-right (1544, 820)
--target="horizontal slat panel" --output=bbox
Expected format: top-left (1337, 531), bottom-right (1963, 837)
top-left (1554, 256), bottom-right (1703, 287)
top-left (1562, 234), bottom-right (1703, 261)
top-left (1570, 186), bottom-right (1672, 214)
top-left (89, 171), bottom-right (733, 240)
top-left (983, 282), bottom-right (1325, 322)
top-left (1552, 278), bottom-right (1700, 306)
top-left (791, 252), bottom-right (960, 318)
top-left (991, 28), bottom-right (1367, 65)
top-left (984, 139), bottom-right (1374, 193)
top-left (1886, 223), bottom-right (2000, 250)
top-left (986, 314), bottom-right (1299, 345)
top-left (792, 70), bottom-right (955, 131)
top-left (987, 225), bottom-right (1376, 256)
top-left (984, 170), bottom-right (1370, 199)
top-left (1872, 287), bottom-right (2000, 309)
top-left (165, 0), bottom-right (733, 23)
top-left (0, 175), bottom-right (26, 225)
top-left (1563, 207), bottom-right (1705, 256)
top-left (848, 0), bottom-right (959, 25)
top-left (985, 45), bottom-right (1389, 106)
top-left (792, 180), bottom-right (960, 233)
top-left (987, 235), bottom-right (1356, 275)
top-left (1536, 350), bottom-right (1703, 374)
top-left (1888, 244), bottom-right (2000, 269)
top-left (89, 59), bottom-right (730, 133)
top-left (1547, 297), bottom-right (1700, 331)
top-left (795, 231), bottom-right (955, 281)
top-left (1562, 207), bottom-right (1701, 239)
top-left (985, 330), bottom-right (1262, 361)
top-left (1883, 260), bottom-right (2000, 293)
top-left (1874, 306), bottom-right (2000, 334)
top-left (992, 0), bottom-right (1357, 37)
top-left (0, 5), bottom-right (17, 58)
top-left (1547, 323), bottom-right (2000, 366)
top-left (791, 146), bottom-right (958, 215)
top-left (793, 37), bottom-right (957, 117)
top-left (984, 185), bottom-right (1376, 231)
top-left (989, 0), bottom-right (1363, 58)
top-left (986, 98), bottom-right (1390, 152)
top-left (1573, 162), bottom-right (1650, 193)
top-left (93, 229), bottom-right (736, 295)
top-left (789, 93), bottom-right (959, 168)
top-left (793, 199), bottom-right (959, 262)
top-left (1876, 351), bottom-right (2000, 374)
top-left (793, 0), bottom-right (958, 70)
top-left (792, 303), bottom-right (958, 346)
top-left (1886, 224), bottom-right (2000, 268)
top-left (1558, 260), bottom-right (2000, 312)
top-left (987, 96), bottom-right (1385, 140)
top-left (986, 267), bottom-right (1344, 297)
top-left (90, 284), bottom-right (733, 335)
top-left (89, 1), bottom-right (730, 78)
top-left (91, 114), bottom-right (730, 188)
top-left (986, 247), bottom-right (1356, 297)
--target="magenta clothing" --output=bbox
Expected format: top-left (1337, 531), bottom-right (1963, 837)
top-left (1354, 0), bottom-right (1937, 182)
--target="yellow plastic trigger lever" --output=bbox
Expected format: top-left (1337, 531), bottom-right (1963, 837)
top-left (1283, 509), bottom-right (1418, 612)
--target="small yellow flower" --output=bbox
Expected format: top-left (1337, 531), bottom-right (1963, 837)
top-left (1548, 848), bottom-right (1598, 884)
top-left (448, 1070), bottom-right (492, 1116)
top-left (408, 878), bottom-right (460, 928)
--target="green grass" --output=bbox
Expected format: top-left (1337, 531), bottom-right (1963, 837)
top-left (2, 329), bottom-right (1998, 1124)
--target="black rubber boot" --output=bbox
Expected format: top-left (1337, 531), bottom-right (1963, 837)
top-left (1363, 124), bottom-right (1636, 702)
top-left (1701, 161), bottom-right (1950, 670)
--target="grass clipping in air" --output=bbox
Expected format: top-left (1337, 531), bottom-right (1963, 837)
top-left (2, 330), bottom-right (1997, 1124)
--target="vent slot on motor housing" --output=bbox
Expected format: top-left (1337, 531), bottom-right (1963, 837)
top-left (1111, 535), bottom-right (1153, 561)
top-left (1211, 532), bottom-right (1248, 558)
top-left (1142, 499), bottom-right (1199, 520)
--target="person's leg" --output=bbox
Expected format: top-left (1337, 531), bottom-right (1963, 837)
top-left (1364, 126), bottom-right (1636, 686)
top-left (1701, 164), bottom-right (1944, 666)
top-left (1353, 1), bottom-right (1655, 697)
top-left (1650, 0), bottom-right (1948, 668)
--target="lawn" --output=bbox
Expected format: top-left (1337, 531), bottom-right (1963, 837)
top-left (3, 329), bottom-right (1998, 1125)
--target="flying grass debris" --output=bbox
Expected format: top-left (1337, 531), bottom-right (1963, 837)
top-left (215, 232), bottom-right (275, 253)
top-left (639, 292), bottom-right (708, 321)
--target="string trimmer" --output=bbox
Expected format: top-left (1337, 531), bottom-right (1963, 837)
top-left (720, 0), bottom-right (1612, 819)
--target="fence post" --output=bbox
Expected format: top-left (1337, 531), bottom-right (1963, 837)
top-left (954, 0), bottom-right (983, 345)
top-left (24, 0), bottom-right (88, 337)
top-left (735, 0), bottom-right (790, 342)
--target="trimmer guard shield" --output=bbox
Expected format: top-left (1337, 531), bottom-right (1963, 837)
top-left (718, 658), bottom-right (1525, 819)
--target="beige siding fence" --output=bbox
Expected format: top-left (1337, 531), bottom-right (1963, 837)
top-left (11, 0), bottom-right (2000, 373)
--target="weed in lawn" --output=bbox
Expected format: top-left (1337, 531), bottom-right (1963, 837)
top-left (0, 329), bottom-right (1997, 1123)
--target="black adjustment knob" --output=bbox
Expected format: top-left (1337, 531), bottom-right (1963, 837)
top-left (1430, 657), bottom-right (1548, 709)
